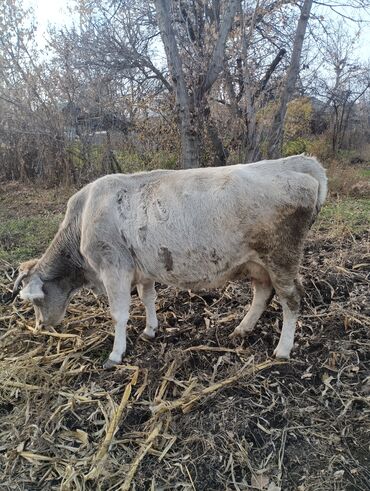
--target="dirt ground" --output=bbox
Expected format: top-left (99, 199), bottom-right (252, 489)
top-left (0, 183), bottom-right (369, 490)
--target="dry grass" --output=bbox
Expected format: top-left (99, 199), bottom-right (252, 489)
top-left (0, 226), bottom-right (369, 490)
top-left (325, 159), bottom-right (370, 199)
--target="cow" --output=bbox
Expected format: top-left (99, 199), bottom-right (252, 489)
top-left (13, 155), bottom-right (327, 368)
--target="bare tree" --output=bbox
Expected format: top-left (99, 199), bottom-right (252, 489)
top-left (314, 23), bottom-right (370, 152)
top-left (155, 0), bottom-right (239, 168)
top-left (0, 0), bottom-right (74, 183)
top-left (210, 0), bottom-right (294, 162)
top-left (268, 0), bottom-right (313, 158)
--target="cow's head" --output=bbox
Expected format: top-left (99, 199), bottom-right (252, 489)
top-left (13, 259), bottom-right (80, 328)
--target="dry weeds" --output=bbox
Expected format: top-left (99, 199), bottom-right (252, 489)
top-left (0, 231), bottom-right (369, 490)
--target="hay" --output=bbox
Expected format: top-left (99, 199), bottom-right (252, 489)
top-left (0, 231), bottom-right (369, 490)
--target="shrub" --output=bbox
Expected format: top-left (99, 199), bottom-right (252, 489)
top-left (284, 97), bottom-right (313, 141)
top-left (306, 135), bottom-right (333, 162)
top-left (283, 137), bottom-right (310, 156)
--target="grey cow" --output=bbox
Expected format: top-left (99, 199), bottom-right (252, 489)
top-left (13, 155), bottom-right (327, 368)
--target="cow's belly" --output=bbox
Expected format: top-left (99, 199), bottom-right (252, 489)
top-left (136, 244), bottom-right (258, 290)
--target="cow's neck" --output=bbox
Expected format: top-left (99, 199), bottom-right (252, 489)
top-left (38, 219), bottom-right (85, 286)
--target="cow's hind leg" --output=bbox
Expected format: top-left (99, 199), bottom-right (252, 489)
top-left (101, 270), bottom-right (133, 369)
top-left (273, 278), bottom-right (303, 359)
top-left (137, 281), bottom-right (158, 339)
top-left (230, 264), bottom-right (273, 338)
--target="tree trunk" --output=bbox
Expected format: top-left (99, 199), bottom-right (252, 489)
top-left (268, 0), bottom-right (313, 158)
top-left (206, 117), bottom-right (229, 166)
top-left (155, 0), bottom-right (200, 168)
top-left (179, 108), bottom-right (202, 169)
top-left (238, 1), bottom-right (287, 162)
top-left (202, 0), bottom-right (240, 93)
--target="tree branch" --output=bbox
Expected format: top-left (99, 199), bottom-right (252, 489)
top-left (254, 48), bottom-right (287, 100)
top-left (203, 0), bottom-right (239, 93)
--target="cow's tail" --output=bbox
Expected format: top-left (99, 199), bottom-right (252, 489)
top-left (286, 154), bottom-right (328, 213)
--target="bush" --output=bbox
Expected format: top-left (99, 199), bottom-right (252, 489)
top-left (282, 137), bottom-right (310, 156)
top-left (282, 98), bottom-right (315, 157)
top-left (284, 97), bottom-right (313, 140)
top-left (306, 136), bottom-right (333, 162)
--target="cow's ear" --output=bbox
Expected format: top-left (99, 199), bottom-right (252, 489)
top-left (20, 275), bottom-right (45, 301)
top-left (19, 259), bottom-right (39, 273)
top-left (13, 258), bottom-right (40, 298)
top-left (13, 258), bottom-right (40, 297)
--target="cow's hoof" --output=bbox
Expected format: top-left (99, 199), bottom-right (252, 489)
top-left (229, 330), bottom-right (240, 340)
top-left (273, 347), bottom-right (290, 360)
top-left (229, 326), bottom-right (248, 339)
top-left (103, 358), bottom-right (121, 369)
top-left (141, 328), bottom-right (156, 340)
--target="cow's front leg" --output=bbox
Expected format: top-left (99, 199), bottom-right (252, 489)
top-left (137, 281), bottom-right (158, 339)
top-left (102, 271), bottom-right (133, 369)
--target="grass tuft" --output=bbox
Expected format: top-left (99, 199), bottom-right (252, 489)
top-left (0, 215), bottom-right (63, 264)
top-left (315, 197), bottom-right (370, 237)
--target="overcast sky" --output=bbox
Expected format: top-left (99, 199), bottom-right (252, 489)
top-left (27, 0), bottom-right (370, 62)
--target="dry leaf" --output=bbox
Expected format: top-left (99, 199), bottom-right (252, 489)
top-left (251, 474), bottom-right (270, 490)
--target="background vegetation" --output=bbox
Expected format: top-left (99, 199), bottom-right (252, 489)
top-left (0, 0), bottom-right (369, 185)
